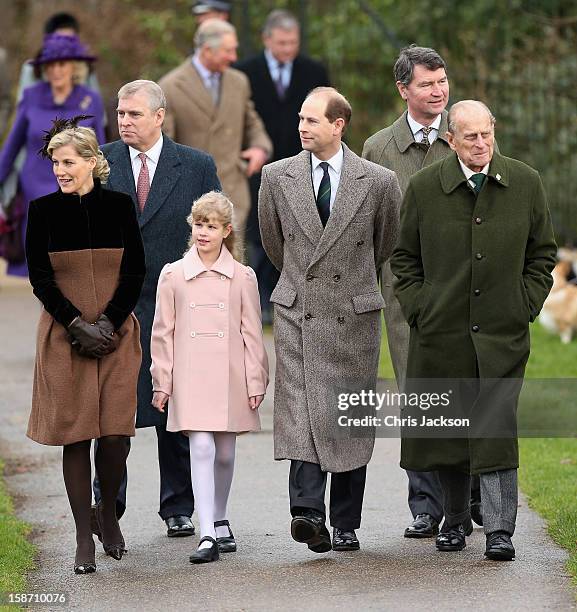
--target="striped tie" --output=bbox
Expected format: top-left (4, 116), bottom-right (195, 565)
top-left (316, 162), bottom-right (331, 226)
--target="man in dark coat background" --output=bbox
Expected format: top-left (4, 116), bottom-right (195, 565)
top-left (93, 80), bottom-right (221, 537)
top-left (391, 100), bottom-right (556, 561)
top-left (236, 9), bottom-right (329, 324)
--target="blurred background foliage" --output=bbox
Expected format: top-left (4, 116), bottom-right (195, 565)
top-left (2, 0), bottom-right (577, 242)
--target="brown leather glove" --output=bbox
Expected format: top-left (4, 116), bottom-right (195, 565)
top-left (67, 316), bottom-right (115, 359)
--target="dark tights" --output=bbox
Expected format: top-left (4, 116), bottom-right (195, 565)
top-left (63, 436), bottom-right (129, 563)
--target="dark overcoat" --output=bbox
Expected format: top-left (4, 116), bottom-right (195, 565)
top-left (259, 145), bottom-right (401, 472)
top-left (102, 135), bottom-right (221, 427)
top-left (390, 151), bottom-right (556, 474)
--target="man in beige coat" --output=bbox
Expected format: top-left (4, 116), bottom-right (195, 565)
top-left (159, 19), bottom-right (272, 234)
top-left (363, 45), bottom-right (452, 539)
top-left (259, 87), bottom-right (401, 553)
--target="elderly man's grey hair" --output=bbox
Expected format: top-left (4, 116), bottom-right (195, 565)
top-left (262, 9), bottom-right (299, 36)
top-left (194, 18), bottom-right (236, 51)
top-left (117, 80), bottom-right (166, 112)
top-left (447, 100), bottom-right (496, 134)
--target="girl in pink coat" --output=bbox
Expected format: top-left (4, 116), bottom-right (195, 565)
top-left (150, 191), bottom-right (269, 564)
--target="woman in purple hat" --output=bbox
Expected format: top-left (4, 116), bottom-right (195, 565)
top-left (0, 34), bottom-right (105, 277)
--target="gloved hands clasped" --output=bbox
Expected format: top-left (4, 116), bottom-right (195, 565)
top-left (68, 314), bottom-right (118, 358)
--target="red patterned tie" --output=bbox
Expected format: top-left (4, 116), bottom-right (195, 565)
top-left (136, 152), bottom-right (150, 212)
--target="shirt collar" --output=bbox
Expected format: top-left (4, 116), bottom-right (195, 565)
top-left (264, 48), bottom-right (292, 70)
top-left (129, 134), bottom-right (163, 164)
top-left (406, 112), bottom-right (442, 137)
top-left (457, 157), bottom-right (490, 181)
top-left (311, 145), bottom-right (344, 175)
top-left (192, 52), bottom-right (218, 83)
top-left (183, 243), bottom-right (236, 281)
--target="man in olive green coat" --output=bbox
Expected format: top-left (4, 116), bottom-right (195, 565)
top-left (363, 45), bottom-right (451, 538)
top-left (391, 100), bottom-right (556, 561)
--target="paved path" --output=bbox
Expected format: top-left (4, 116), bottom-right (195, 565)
top-left (1, 288), bottom-right (575, 611)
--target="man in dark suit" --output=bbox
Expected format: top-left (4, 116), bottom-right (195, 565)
top-left (93, 80), bottom-right (221, 537)
top-left (236, 9), bottom-right (329, 324)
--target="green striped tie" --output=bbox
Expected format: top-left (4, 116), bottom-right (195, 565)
top-left (316, 162), bottom-right (331, 226)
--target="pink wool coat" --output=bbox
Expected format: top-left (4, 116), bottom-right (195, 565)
top-left (150, 245), bottom-right (269, 433)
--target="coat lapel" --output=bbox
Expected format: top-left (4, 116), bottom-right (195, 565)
top-left (311, 144), bottom-right (371, 265)
top-left (177, 60), bottom-right (216, 120)
top-left (139, 136), bottom-right (182, 228)
top-left (278, 150), bottom-right (324, 246)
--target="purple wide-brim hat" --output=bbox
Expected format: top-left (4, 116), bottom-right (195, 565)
top-left (31, 33), bottom-right (96, 66)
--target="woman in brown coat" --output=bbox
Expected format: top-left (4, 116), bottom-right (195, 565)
top-left (25, 119), bottom-right (145, 574)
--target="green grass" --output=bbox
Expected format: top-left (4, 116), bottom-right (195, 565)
top-left (0, 460), bottom-right (35, 605)
top-left (379, 317), bottom-right (577, 588)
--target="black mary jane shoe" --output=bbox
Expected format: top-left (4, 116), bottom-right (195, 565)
top-left (189, 536), bottom-right (220, 564)
top-left (214, 520), bottom-right (236, 553)
top-left (332, 528), bottom-right (360, 551)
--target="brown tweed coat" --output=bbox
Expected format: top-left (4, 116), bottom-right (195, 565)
top-left (159, 61), bottom-right (272, 233)
top-left (258, 144), bottom-right (402, 472)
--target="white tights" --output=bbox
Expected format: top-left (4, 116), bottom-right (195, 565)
top-left (187, 431), bottom-right (236, 549)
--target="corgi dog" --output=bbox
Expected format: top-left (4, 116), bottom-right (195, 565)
top-left (539, 250), bottom-right (577, 343)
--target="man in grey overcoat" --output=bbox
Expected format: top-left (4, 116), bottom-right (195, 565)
top-left (93, 80), bottom-right (221, 537)
top-left (391, 100), bottom-right (556, 560)
top-left (363, 45), bottom-right (453, 538)
top-left (259, 87), bottom-right (401, 552)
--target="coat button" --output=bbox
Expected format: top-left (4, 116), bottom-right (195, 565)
top-left (475, 217), bottom-right (482, 224)
top-left (218, 331), bottom-right (224, 338)
top-left (190, 332), bottom-right (196, 338)
top-left (357, 240), bottom-right (364, 246)
top-left (472, 325), bottom-right (479, 333)
top-left (304, 313), bottom-right (312, 320)
top-left (220, 275), bottom-right (226, 280)
top-left (288, 233), bottom-right (295, 240)
top-left (333, 274), bottom-right (341, 282)
top-left (475, 253), bottom-right (483, 260)
top-left (190, 302), bottom-right (195, 308)
top-left (337, 316), bottom-right (345, 324)
top-left (306, 274), bottom-right (315, 281)
top-left (219, 302), bottom-right (224, 309)
top-left (474, 289), bottom-right (481, 296)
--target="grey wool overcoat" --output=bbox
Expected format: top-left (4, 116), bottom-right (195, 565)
top-left (258, 144), bottom-right (402, 472)
top-left (102, 135), bottom-right (221, 427)
top-left (390, 151), bottom-right (556, 474)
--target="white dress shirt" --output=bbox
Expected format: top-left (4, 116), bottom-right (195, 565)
top-left (407, 112), bottom-right (442, 145)
top-left (310, 146), bottom-right (344, 210)
top-left (457, 157), bottom-right (489, 190)
top-left (129, 134), bottom-right (163, 189)
top-left (264, 48), bottom-right (293, 90)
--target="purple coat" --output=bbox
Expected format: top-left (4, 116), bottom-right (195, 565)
top-left (0, 82), bottom-right (105, 276)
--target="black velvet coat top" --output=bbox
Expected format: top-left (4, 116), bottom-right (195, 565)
top-left (25, 178), bottom-right (146, 330)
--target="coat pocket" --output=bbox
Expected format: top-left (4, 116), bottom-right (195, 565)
top-left (415, 280), bottom-right (433, 326)
top-left (352, 291), bottom-right (386, 314)
top-left (519, 277), bottom-right (532, 320)
top-left (270, 283), bottom-right (297, 308)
